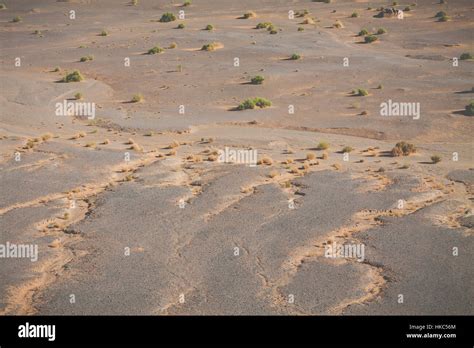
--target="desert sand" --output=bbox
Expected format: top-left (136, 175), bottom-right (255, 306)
top-left (0, 0), bottom-right (472, 315)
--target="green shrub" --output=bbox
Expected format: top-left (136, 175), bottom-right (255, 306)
top-left (75, 93), bottom-right (83, 100)
top-left (256, 22), bottom-right (272, 29)
top-left (201, 43), bottom-right (217, 51)
top-left (12, 16), bottom-right (21, 23)
top-left (365, 35), bottom-right (378, 43)
top-left (351, 12), bottom-right (359, 18)
top-left (431, 155), bottom-right (441, 164)
top-left (269, 29), bottom-right (278, 34)
top-left (183, 0), bottom-right (191, 6)
top-left (465, 101), bottom-right (474, 116)
top-left (237, 97), bottom-right (271, 110)
top-left (266, 24), bottom-right (276, 31)
top-left (160, 12), bottom-right (176, 22)
top-left (80, 55), bottom-right (94, 62)
top-left (376, 28), bottom-right (387, 35)
top-left (358, 28), bottom-right (369, 36)
top-left (298, 27), bottom-right (305, 31)
top-left (131, 94), bottom-right (143, 103)
top-left (317, 141), bottom-right (329, 150)
top-left (435, 11), bottom-right (447, 18)
top-left (460, 52), bottom-right (473, 60)
top-left (438, 15), bottom-right (449, 22)
top-left (238, 99), bottom-right (256, 110)
top-left (404, 6), bottom-right (411, 11)
top-left (177, 23), bottom-right (185, 29)
top-left (205, 24), bottom-right (214, 31)
top-left (251, 75), bottom-right (265, 85)
top-left (62, 70), bottom-right (84, 83)
top-left (391, 141), bottom-right (416, 157)
top-left (148, 46), bottom-right (164, 54)
top-left (341, 146), bottom-right (353, 153)
top-left (243, 11), bottom-right (256, 19)
top-left (99, 30), bottom-right (108, 36)
top-left (353, 88), bottom-right (368, 96)
top-left (254, 97), bottom-right (272, 108)
top-left (290, 53), bottom-right (301, 60)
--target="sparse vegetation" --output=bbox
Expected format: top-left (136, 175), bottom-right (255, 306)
top-left (250, 75), bottom-right (265, 85)
top-left (131, 94), bottom-right (144, 103)
top-left (99, 30), bottom-right (108, 36)
top-left (364, 35), bottom-right (378, 43)
top-left (351, 12), bottom-right (359, 18)
top-left (391, 141), bottom-right (416, 157)
top-left (53, 67), bottom-right (60, 72)
top-left (41, 133), bottom-right (53, 141)
top-left (333, 20), bottom-right (344, 29)
top-left (460, 53), bottom-right (473, 60)
top-left (160, 12), bottom-right (176, 23)
top-left (256, 22), bottom-right (272, 29)
top-left (290, 53), bottom-right (301, 60)
top-left (358, 28), bottom-right (369, 36)
top-left (435, 11), bottom-right (447, 18)
top-left (258, 156), bottom-right (273, 165)
top-left (298, 27), bottom-right (305, 31)
top-left (75, 92), bottom-right (83, 100)
top-left (183, 0), bottom-right (191, 6)
top-left (169, 42), bottom-right (177, 49)
top-left (465, 101), bottom-right (474, 116)
top-left (62, 70), bottom-right (84, 82)
top-left (12, 16), bottom-right (22, 23)
top-left (438, 14), bottom-right (450, 22)
top-left (353, 88), bottom-right (369, 96)
top-left (341, 146), bottom-right (353, 153)
top-left (376, 28), bottom-right (387, 35)
top-left (306, 153), bottom-right (316, 160)
top-left (317, 141), bottom-right (329, 150)
top-left (148, 46), bottom-right (164, 54)
top-left (321, 152), bottom-right (329, 160)
top-left (205, 24), bottom-right (214, 31)
top-left (243, 11), bottom-right (256, 19)
top-left (268, 170), bottom-right (279, 178)
top-left (237, 97), bottom-right (272, 110)
top-left (177, 23), bottom-right (185, 29)
top-left (80, 55), bottom-right (94, 62)
top-left (201, 42), bottom-right (217, 51)
top-left (431, 155), bottom-right (442, 164)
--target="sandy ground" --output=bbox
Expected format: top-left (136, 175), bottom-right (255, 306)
top-left (0, 0), bottom-right (472, 315)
